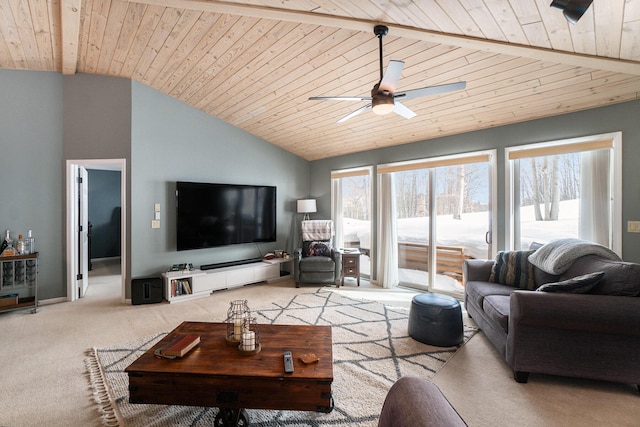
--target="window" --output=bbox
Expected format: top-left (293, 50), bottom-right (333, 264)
top-left (331, 167), bottom-right (373, 278)
top-left (506, 133), bottom-right (622, 254)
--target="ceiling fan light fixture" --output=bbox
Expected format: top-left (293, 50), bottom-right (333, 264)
top-left (550, 0), bottom-right (593, 24)
top-left (372, 86), bottom-right (394, 115)
top-left (372, 98), bottom-right (395, 115)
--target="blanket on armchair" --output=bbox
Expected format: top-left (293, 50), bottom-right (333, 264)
top-left (302, 220), bottom-right (334, 241)
top-left (528, 238), bottom-right (621, 275)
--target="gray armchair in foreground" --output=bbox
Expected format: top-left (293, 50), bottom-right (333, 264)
top-left (378, 376), bottom-right (466, 427)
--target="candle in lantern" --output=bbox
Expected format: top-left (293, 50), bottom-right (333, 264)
top-left (242, 330), bottom-right (256, 351)
top-left (234, 319), bottom-right (243, 338)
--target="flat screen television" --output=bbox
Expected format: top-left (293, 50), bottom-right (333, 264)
top-left (176, 181), bottom-right (276, 251)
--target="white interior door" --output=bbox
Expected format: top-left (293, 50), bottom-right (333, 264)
top-left (73, 165), bottom-right (89, 298)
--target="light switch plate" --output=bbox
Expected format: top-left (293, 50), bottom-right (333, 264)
top-left (154, 212), bottom-right (161, 220)
top-left (151, 220), bottom-right (160, 229)
top-left (154, 203), bottom-right (161, 212)
top-left (627, 221), bottom-right (640, 233)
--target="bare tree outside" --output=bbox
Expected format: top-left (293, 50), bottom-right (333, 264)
top-left (342, 176), bottom-right (370, 220)
top-left (395, 170), bottom-right (428, 219)
top-left (522, 154), bottom-right (579, 222)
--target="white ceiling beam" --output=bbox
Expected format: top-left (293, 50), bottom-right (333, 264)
top-left (128, 0), bottom-right (640, 76)
top-left (60, 0), bottom-right (81, 75)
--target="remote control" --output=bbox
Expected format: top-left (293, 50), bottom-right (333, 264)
top-left (283, 351), bottom-right (294, 373)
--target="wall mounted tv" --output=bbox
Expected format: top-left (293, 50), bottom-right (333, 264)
top-left (176, 181), bottom-right (277, 251)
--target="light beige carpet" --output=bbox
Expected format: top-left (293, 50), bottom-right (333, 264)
top-left (432, 332), bottom-right (640, 427)
top-left (86, 288), bottom-right (477, 426)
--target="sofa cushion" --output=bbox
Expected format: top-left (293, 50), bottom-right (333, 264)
top-left (482, 295), bottom-right (511, 333)
top-left (532, 265), bottom-right (560, 288)
top-left (489, 250), bottom-right (536, 290)
top-left (465, 281), bottom-right (514, 310)
top-left (299, 255), bottom-right (335, 272)
top-left (564, 255), bottom-right (640, 296)
top-left (536, 271), bottom-right (604, 294)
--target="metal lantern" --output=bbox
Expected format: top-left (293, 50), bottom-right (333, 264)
top-left (225, 299), bottom-right (250, 343)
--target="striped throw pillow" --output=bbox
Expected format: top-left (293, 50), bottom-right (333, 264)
top-left (489, 250), bottom-right (536, 290)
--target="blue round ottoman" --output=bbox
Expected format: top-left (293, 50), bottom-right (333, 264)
top-left (408, 293), bottom-right (463, 347)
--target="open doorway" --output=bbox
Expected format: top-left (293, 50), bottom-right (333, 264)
top-left (66, 159), bottom-right (127, 303)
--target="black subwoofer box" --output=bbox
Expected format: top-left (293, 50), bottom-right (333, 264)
top-left (131, 277), bottom-right (163, 305)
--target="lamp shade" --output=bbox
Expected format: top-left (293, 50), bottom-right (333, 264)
top-left (297, 199), bottom-right (317, 214)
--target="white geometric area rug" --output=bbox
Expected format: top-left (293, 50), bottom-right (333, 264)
top-left (86, 288), bottom-right (476, 427)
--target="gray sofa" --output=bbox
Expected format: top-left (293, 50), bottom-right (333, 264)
top-left (464, 251), bottom-right (640, 390)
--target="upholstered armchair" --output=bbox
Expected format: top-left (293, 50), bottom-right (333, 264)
top-left (294, 220), bottom-right (341, 288)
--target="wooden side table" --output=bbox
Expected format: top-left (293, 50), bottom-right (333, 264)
top-left (340, 251), bottom-right (361, 287)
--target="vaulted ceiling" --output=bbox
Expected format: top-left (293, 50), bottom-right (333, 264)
top-left (1, 0), bottom-right (639, 160)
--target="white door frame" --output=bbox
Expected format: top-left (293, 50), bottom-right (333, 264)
top-left (66, 159), bottom-right (127, 303)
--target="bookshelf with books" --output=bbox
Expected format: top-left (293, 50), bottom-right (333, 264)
top-left (162, 261), bottom-right (280, 303)
top-left (170, 278), bottom-right (192, 298)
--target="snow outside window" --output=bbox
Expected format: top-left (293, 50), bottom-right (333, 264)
top-left (331, 167), bottom-right (373, 279)
top-left (506, 133), bottom-right (622, 255)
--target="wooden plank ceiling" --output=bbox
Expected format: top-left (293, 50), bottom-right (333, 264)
top-left (1, 0), bottom-right (639, 160)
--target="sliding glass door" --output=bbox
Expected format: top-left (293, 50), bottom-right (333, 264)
top-left (433, 160), bottom-right (491, 294)
top-left (378, 151), bottom-right (496, 296)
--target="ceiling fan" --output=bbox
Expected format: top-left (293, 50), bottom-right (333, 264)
top-left (309, 25), bottom-right (466, 123)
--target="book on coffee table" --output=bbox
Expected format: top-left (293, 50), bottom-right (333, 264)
top-left (159, 334), bottom-right (200, 357)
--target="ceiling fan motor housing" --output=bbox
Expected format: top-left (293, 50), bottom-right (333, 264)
top-left (371, 84), bottom-right (395, 115)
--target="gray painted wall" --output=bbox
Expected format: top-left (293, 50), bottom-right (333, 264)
top-left (0, 70), bottom-right (64, 300)
top-left (310, 99), bottom-right (640, 268)
top-left (129, 82), bottom-right (310, 286)
top-left (63, 73), bottom-right (133, 295)
top-left (62, 74), bottom-right (132, 160)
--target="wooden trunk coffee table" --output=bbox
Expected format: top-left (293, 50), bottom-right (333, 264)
top-left (125, 321), bottom-right (333, 426)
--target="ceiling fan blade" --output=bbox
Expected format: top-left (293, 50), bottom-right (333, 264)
top-left (379, 60), bottom-right (404, 93)
top-left (337, 103), bottom-right (372, 123)
top-left (309, 96), bottom-right (372, 101)
top-left (393, 101), bottom-right (416, 119)
top-left (395, 81), bottom-right (467, 101)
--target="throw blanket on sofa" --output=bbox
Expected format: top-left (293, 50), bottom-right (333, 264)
top-left (302, 220), bottom-right (334, 241)
top-left (528, 238), bottom-right (621, 275)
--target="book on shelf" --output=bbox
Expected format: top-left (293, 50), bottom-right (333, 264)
top-left (182, 279), bottom-right (192, 294)
top-left (171, 279), bottom-right (192, 297)
top-left (159, 334), bottom-right (201, 357)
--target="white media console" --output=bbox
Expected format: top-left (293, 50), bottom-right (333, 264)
top-left (162, 258), bottom-right (293, 303)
